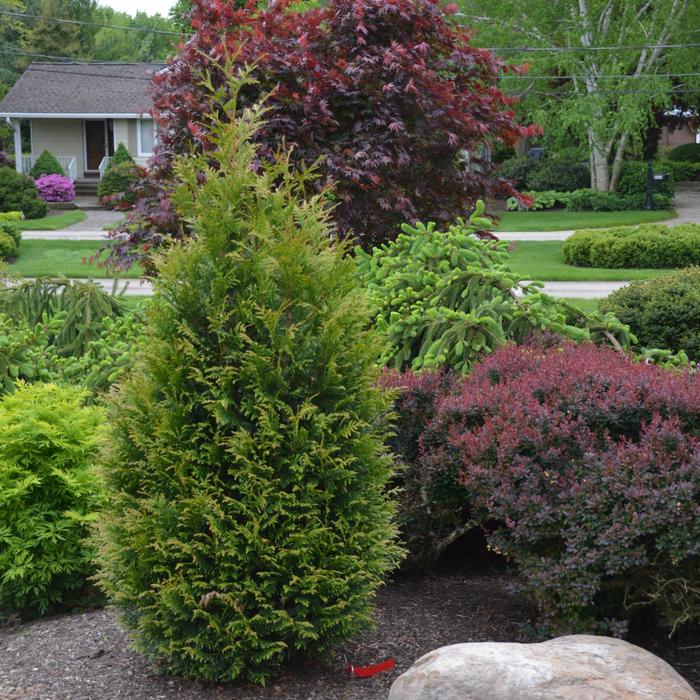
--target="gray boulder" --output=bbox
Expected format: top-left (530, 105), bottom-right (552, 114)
top-left (388, 634), bottom-right (698, 700)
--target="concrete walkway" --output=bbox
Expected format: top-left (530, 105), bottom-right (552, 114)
top-left (31, 277), bottom-right (622, 299)
top-left (23, 277), bottom-right (153, 296)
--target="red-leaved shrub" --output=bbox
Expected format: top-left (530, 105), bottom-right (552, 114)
top-left (104, 0), bottom-right (537, 270)
top-left (379, 369), bottom-right (461, 569)
top-left (420, 342), bottom-right (700, 635)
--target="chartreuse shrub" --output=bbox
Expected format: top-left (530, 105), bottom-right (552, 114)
top-left (356, 203), bottom-right (633, 375)
top-left (94, 77), bottom-right (401, 684)
top-left (30, 150), bottom-right (65, 178)
top-left (564, 223), bottom-right (700, 268)
top-left (398, 342), bottom-right (700, 635)
top-left (600, 268), bottom-right (700, 361)
top-left (0, 382), bottom-right (104, 618)
top-left (0, 167), bottom-right (47, 219)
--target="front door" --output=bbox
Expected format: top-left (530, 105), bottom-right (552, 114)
top-left (84, 120), bottom-right (106, 172)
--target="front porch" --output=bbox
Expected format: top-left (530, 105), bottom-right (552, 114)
top-left (9, 116), bottom-right (115, 182)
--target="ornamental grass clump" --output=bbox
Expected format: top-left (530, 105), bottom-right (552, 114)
top-left (95, 74), bottom-right (401, 684)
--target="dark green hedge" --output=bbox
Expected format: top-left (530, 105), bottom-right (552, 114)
top-left (667, 143), bottom-right (700, 163)
top-left (600, 268), bottom-right (700, 361)
top-left (0, 167), bottom-right (47, 220)
top-left (563, 223), bottom-right (700, 268)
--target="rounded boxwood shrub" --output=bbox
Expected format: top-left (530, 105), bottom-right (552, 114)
top-left (0, 167), bottom-right (47, 220)
top-left (95, 85), bottom-right (400, 684)
top-left (0, 382), bottom-right (104, 618)
top-left (34, 173), bottom-right (76, 202)
top-left (563, 223), bottom-right (700, 268)
top-left (600, 268), bottom-right (700, 361)
top-left (30, 149), bottom-right (65, 178)
top-left (419, 341), bottom-right (700, 635)
top-left (667, 143), bottom-right (700, 162)
top-left (617, 160), bottom-right (675, 198)
top-left (525, 159), bottom-right (590, 192)
top-left (97, 162), bottom-right (143, 206)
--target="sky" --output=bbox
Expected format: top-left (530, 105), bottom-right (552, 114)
top-left (99, 0), bottom-right (176, 17)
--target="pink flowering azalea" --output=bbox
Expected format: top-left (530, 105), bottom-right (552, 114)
top-left (34, 174), bottom-right (76, 202)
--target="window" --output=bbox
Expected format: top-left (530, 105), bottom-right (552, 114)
top-left (138, 119), bottom-right (156, 156)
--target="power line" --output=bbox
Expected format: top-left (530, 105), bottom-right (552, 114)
top-left (482, 41), bottom-right (700, 53)
top-left (0, 45), bottom-right (167, 65)
top-left (501, 71), bottom-right (700, 80)
top-left (0, 9), bottom-right (188, 36)
top-left (3, 8), bottom-right (699, 53)
top-left (4, 47), bottom-right (700, 84)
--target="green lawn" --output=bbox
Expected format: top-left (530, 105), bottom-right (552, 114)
top-left (19, 210), bottom-right (87, 230)
top-left (494, 208), bottom-right (674, 232)
top-left (559, 298), bottom-right (600, 313)
top-left (506, 241), bottom-right (673, 281)
top-left (120, 295), bottom-right (151, 311)
top-left (11, 240), bottom-right (144, 278)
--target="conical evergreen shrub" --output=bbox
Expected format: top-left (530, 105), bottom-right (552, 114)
top-left (95, 74), bottom-right (401, 684)
top-left (108, 143), bottom-right (134, 168)
top-left (30, 150), bottom-right (65, 178)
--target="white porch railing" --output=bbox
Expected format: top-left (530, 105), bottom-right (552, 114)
top-left (98, 156), bottom-right (111, 179)
top-left (20, 155), bottom-right (78, 182)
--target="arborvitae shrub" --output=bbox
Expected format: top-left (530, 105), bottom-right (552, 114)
top-left (0, 167), bottom-right (47, 219)
top-left (0, 382), bottom-right (104, 617)
top-left (109, 142), bottom-right (134, 168)
top-left (95, 77), bottom-right (401, 684)
top-left (30, 149), bottom-right (65, 178)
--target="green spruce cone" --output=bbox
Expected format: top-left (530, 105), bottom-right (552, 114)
top-left (95, 72), bottom-right (402, 684)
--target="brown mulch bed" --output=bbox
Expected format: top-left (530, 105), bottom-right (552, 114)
top-left (1, 571), bottom-right (698, 700)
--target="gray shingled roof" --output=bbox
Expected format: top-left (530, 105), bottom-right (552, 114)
top-left (0, 62), bottom-right (166, 116)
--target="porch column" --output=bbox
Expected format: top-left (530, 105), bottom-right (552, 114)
top-left (11, 119), bottom-right (22, 174)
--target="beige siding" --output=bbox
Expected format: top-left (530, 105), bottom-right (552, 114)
top-left (30, 118), bottom-right (85, 177)
top-left (112, 119), bottom-right (131, 153)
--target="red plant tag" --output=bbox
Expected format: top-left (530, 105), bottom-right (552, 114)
top-left (347, 657), bottom-right (395, 677)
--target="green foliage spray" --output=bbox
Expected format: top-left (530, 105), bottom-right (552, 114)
top-left (95, 73), bottom-right (401, 684)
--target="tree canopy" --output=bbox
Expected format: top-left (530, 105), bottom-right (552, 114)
top-left (457, 0), bottom-right (700, 190)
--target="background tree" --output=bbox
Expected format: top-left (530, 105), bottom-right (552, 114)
top-left (104, 0), bottom-right (536, 269)
top-left (457, 0), bottom-right (699, 190)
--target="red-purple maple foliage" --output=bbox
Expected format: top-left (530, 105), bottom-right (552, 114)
top-left (105, 0), bottom-right (537, 270)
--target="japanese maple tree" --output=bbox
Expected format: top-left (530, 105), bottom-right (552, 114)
top-left (107, 0), bottom-right (536, 268)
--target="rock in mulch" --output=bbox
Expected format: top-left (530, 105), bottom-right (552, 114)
top-left (389, 635), bottom-right (700, 700)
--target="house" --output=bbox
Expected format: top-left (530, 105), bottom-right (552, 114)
top-left (0, 62), bottom-right (165, 183)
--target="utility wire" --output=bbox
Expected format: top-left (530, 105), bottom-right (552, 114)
top-left (3, 47), bottom-right (700, 84)
top-left (3, 9), bottom-right (700, 53)
top-left (0, 9), bottom-right (188, 36)
top-left (0, 45), bottom-right (168, 65)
